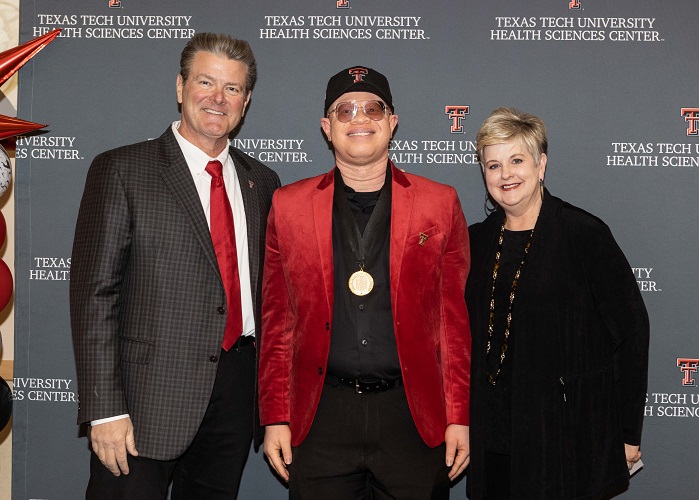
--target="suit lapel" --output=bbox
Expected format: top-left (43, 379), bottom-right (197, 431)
top-left (312, 171), bottom-right (335, 314)
top-left (231, 148), bottom-right (261, 304)
top-left (389, 165), bottom-right (415, 309)
top-left (158, 128), bottom-right (220, 280)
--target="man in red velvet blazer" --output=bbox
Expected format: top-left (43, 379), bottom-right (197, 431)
top-left (259, 66), bottom-right (471, 499)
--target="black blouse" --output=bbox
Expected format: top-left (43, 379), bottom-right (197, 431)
top-left (484, 229), bottom-right (531, 454)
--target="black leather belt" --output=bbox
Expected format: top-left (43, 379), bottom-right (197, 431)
top-left (326, 375), bottom-right (403, 394)
top-left (232, 335), bottom-right (255, 351)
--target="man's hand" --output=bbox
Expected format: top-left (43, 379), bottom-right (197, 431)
top-left (264, 424), bottom-right (292, 481)
top-left (89, 418), bottom-right (138, 476)
top-left (445, 424), bottom-right (470, 480)
top-left (624, 443), bottom-right (641, 471)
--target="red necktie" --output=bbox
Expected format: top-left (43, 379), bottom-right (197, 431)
top-left (206, 160), bottom-right (243, 351)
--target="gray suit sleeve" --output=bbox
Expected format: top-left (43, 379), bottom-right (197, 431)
top-left (70, 152), bottom-right (131, 424)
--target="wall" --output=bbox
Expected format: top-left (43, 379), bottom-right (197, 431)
top-left (10, 0), bottom-right (699, 498)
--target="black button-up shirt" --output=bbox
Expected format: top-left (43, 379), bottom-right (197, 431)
top-left (327, 174), bottom-right (400, 380)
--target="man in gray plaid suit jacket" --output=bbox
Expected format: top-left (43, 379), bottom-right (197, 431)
top-left (70, 33), bottom-right (280, 499)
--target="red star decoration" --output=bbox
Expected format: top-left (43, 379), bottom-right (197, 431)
top-left (0, 29), bottom-right (61, 140)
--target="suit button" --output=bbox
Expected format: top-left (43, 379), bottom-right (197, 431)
top-left (210, 355), bottom-right (219, 363)
top-left (325, 322), bottom-right (330, 331)
top-left (217, 307), bottom-right (225, 315)
top-left (318, 367), bottom-right (323, 375)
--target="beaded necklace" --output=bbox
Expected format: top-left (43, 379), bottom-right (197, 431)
top-left (485, 217), bottom-right (535, 386)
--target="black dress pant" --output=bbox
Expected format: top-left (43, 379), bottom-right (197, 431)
top-left (86, 341), bottom-right (256, 500)
top-left (288, 382), bottom-right (450, 500)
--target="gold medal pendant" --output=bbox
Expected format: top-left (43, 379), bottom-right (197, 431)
top-left (348, 269), bottom-right (374, 296)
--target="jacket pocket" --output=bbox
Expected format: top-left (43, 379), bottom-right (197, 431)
top-left (405, 225), bottom-right (441, 247)
top-left (119, 336), bottom-right (154, 365)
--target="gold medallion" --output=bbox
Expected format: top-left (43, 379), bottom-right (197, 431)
top-left (348, 270), bottom-right (374, 296)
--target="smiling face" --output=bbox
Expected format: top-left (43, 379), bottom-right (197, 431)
top-left (482, 138), bottom-right (547, 227)
top-left (320, 91), bottom-right (398, 170)
top-left (176, 50), bottom-right (250, 156)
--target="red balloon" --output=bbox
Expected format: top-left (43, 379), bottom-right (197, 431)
top-left (0, 258), bottom-right (12, 312)
top-left (0, 211), bottom-right (5, 248)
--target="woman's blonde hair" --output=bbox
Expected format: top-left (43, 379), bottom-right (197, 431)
top-left (476, 107), bottom-right (547, 166)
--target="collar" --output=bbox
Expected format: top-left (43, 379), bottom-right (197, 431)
top-left (171, 121), bottom-right (230, 175)
top-left (318, 160), bottom-right (410, 191)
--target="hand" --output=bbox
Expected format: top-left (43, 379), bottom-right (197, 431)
top-left (445, 424), bottom-right (470, 480)
top-left (624, 443), bottom-right (641, 471)
top-left (89, 418), bottom-right (138, 476)
top-left (264, 423), bottom-right (292, 481)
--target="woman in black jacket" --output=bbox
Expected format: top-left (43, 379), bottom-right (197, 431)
top-left (466, 108), bottom-right (649, 499)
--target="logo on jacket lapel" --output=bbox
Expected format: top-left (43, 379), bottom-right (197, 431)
top-left (248, 179), bottom-right (254, 188)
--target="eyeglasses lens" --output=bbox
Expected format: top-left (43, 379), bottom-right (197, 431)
top-left (335, 101), bottom-right (386, 122)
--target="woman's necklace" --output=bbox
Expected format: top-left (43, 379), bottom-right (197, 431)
top-left (485, 216), bottom-right (535, 386)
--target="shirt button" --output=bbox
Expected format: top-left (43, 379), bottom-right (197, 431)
top-left (210, 355), bottom-right (219, 363)
top-left (361, 339), bottom-right (368, 346)
top-left (217, 307), bottom-right (225, 315)
top-left (325, 322), bottom-right (330, 331)
top-left (318, 367), bottom-right (323, 375)
top-left (359, 304), bottom-right (364, 311)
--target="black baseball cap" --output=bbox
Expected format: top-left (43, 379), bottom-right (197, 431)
top-left (324, 66), bottom-right (394, 115)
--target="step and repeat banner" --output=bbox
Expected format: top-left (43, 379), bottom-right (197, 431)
top-left (11, 0), bottom-right (698, 498)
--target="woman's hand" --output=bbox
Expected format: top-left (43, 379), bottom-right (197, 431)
top-left (624, 443), bottom-right (641, 471)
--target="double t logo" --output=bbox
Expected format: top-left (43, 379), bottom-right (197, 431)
top-left (677, 358), bottom-right (699, 387)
